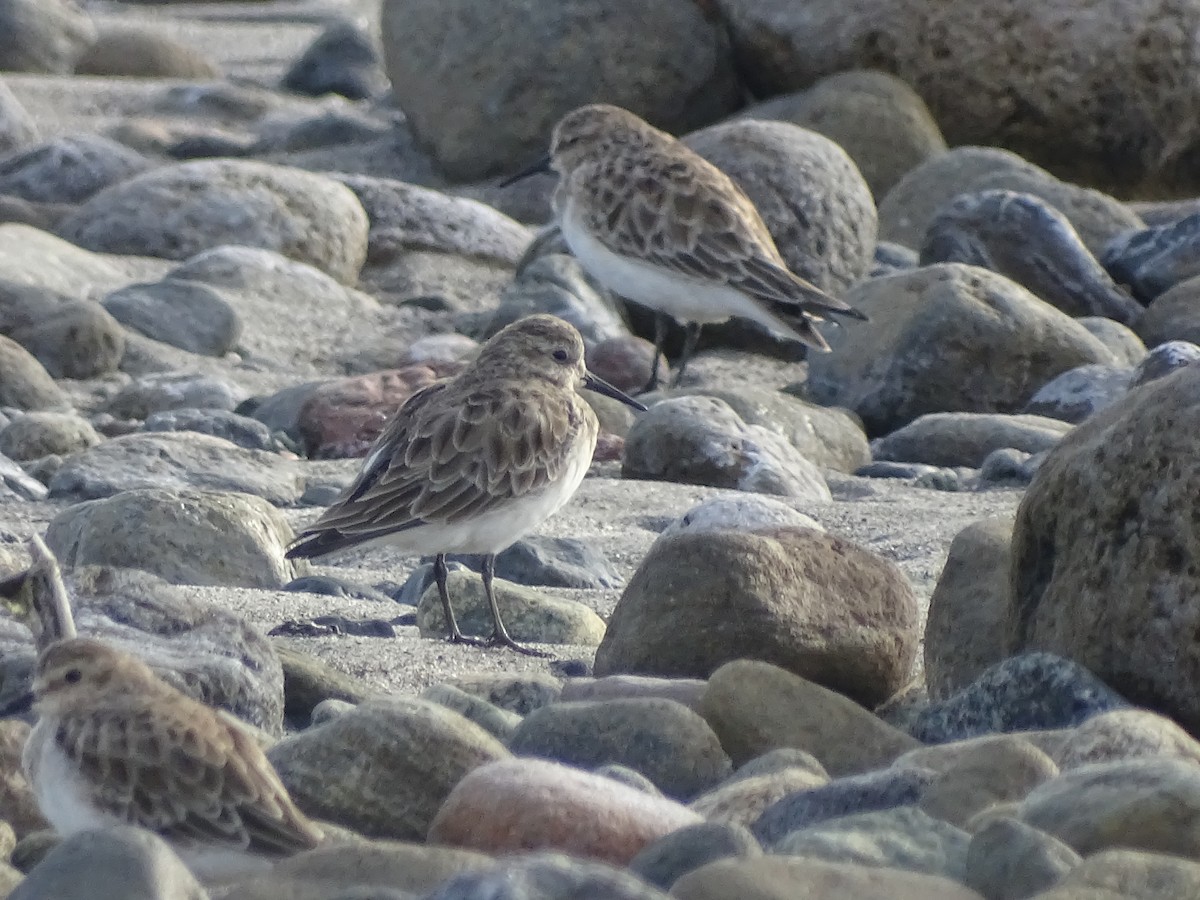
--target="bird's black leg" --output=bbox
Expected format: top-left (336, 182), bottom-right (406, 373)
top-left (482, 554), bottom-right (548, 656)
top-left (641, 312), bottom-right (667, 395)
top-left (671, 322), bottom-right (703, 386)
top-left (434, 553), bottom-right (486, 646)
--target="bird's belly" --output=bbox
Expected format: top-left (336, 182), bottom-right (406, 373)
top-left (561, 212), bottom-right (749, 325)
top-left (369, 439), bottom-right (594, 557)
top-left (27, 728), bottom-right (120, 836)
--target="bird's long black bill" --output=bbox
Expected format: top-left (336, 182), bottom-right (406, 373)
top-left (498, 154), bottom-right (552, 187)
top-left (583, 371), bottom-right (648, 412)
top-left (0, 689), bottom-right (33, 717)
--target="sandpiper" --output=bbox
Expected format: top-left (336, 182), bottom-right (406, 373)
top-left (14, 637), bottom-right (322, 881)
top-left (502, 103), bottom-right (867, 391)
top-left (286, 314), bottom-right (646, 655)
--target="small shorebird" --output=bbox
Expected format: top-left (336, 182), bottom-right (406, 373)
top-left (12, 638), bottom-right (322, 881)
top-left (286, 314), bottom-right (646, 655)
top-left (502, 104), bottom-right (867, 391)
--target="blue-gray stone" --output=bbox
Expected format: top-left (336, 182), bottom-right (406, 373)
top-left (1103, 212), bottom-right (1200, 302)
top-left (142, 407), bottom-right (279, 451)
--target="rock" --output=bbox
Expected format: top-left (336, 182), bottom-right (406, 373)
top-left (59, 160), bottom-right (369, 283)
top-left (559, 675), bottom-right (706, 712)
top-left (270, 698), bottom-right (509, 840)
top-left (266, 841), bottom-right (492, 898)
top-left (7, 299), bottom-right (126, 379)
top-left (597, 528), bottom-right (918, 706)
top-left (0, 720), bottom-right (44, 838)
top-left (7, 827), bottom-right (206, 900)
top-left (751, 766), bottom-right (938, 847)
top-left (711, 0), bottom-right (1200, 194)
top-left (920, 191), bottom-right (1142, 324)
top-left (1138, 276), bottom-right (1200, 347)
top-left (0, 133), bottom-right (147, 204)
top-left (1053, 709), bottom-right (1200, 771)
top-left (699, 660), bottom-right (919, 776)
top-left (774, 806), bottom-right (969, 879)
top-left (622, 397), bottom-right (832, 500)
top-left (0, 0), bottom-right (95, 74)
top-left (335, 174), bottom-right (531, 266)
top-left (586, 335), bottom-right (659, 395)
top-left (507, 698), bottom-right (731, 800)
top-left (381, 0), bottom-right (739, 180)
top-left (428, 757), bottom-right (704, 864)
top-left (102, 278), bottom-right (242, 357)
top-left (74, 26), bottom-right (218, 78)
top-left (653, 495), bottom-right (823, 547)
top-left (690, 767), bottom-right (829, 828)
top-left (924, 518), bottom-right (1012, 701)
top-left (420, 684), bottom-right (521, 742)
top-left (739, 70), bottom-right (945, 199)
top-left (296, 367), bottom-right (437, 458)
top-left (1022, 365), bottom-right (1131, 424)
top-left (0, 412), bottom-right (99, 461)
top-left (282, 19), bottom-right (386, 100)
top-left (919, 736), bottom-right (1059, 828)
top-left (684, 118), bottom-right (876, 293)
top-left (141, 408), bottom-right (280, 452)
top-left (1103, 213), bottom-right (1200, 303)
top-left (1019, 758), bottom-right (1200, 857)
top-left (871, 413), bottom-right (1072, 469)
top-left (0, 450), bottom-right (47, 500)
top-left (1129, 339), bottom-right (1200, 386)
top-left (1078, 317), bottom-right (1146, 366)
top-left (964, 817), bottom-right (1081, 900)
top-left (107, 372), bottom-right (246, 420)
top-left (629, 822), bottom-right (760, 892)
top-left (45, 488), bottom-right (306, 589)
top-left (680, 386), bottom-right (871, 474)
top-left (272, 644), bottom-right (375, 726)
top-left (417, 570), bottom-right (606, 646)
top-left (48, 432), bottom-right (305, 506)
top-left (0, 335), bottom-right (66, 411)
top-left (672, 856), bottom-right (984, 900)
top-left (0, 223), bottom-right (165, 296)
top-left (806, 264), bottom-right (1116, 436)
top-left (735, 748), bottom-right (830, 782)
top-left (422, 852), bottom-right (673, 900)
top-left (446, 672), bottom-right (562, 716)
top-left (437, 535), bottom-right (622, 590)
top-left (1008, 365), bottom-right (1200, 731)
top-left (0, 80), bottom-right (37, 154)
top-left (912, 654), bottom-right (1129, 744)
top-left (484, 253), bottom-right (628, 345)
top-left (1046, 848), bottom-right (1200, 900)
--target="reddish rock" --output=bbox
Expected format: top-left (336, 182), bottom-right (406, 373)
top-left (297, 366), bottom-right (439, 458)
top-left (593, 431), bottom-right (626, 462)
top-left (587, 335), bottom-right (663, 394)
top-left (428, 757), bottom-right (703, 864)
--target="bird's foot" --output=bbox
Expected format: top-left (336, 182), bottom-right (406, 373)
top-left (446, 630), bottom-right (490, 648)
top-left (487, 630), bottom-right (552, 657)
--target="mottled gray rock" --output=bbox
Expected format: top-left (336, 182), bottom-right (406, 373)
top-left (0, 411), bottom-right (98, 461)
top-left (59, 159), bottom-right (369, 283)
top-left (978, 448), bottom-right (1044, 487)
top-left (1129, 339), bottom-right (1200, 387)
top-left (0, 223), bottom-right (167, 297)
top-left (103, 278), bottom-right (242, 356)
top-left (423, 852), bottom-right (673, 900)
top-left (0, 0), bottom-right (95, 74)
top-left (1053, 708), bottom-right (1200, 771)
top-left (141, 408), bottom-right (280, 451)
top-left (1138, 276), bottom-right (1200, 348)
top-left (630, 822), bottom-right (760, 892)
top-left (775, 806), bottom-right (970, 879)
top-left (1103, 212), bottom-right (1200, 302)
top-left (7, 299), bottom-right (126, 379)
top-left (964, 817), bottom-right (1081, 900)
top-left (0, 335), bottom-right (66, 411)
top-left (45, 488), bottom-right (307, 589)
top-left (381, 0), bottom-right (739, 180)
top-left (623, 397), bottom-right (831, 500)
top-left (48, 432), bottom-right (305, 506)
top-left (508, 698), bottom-right (732, 801)
top-left (0, 133), bottom-right (149, 204)
top-left (1022, 364), bottom-right (1131, 424)
top-left (0, 80), bottom-right (37, 154)
top-left (447, 671), bottom-right (563, 716)
top-left (871, 413), bottom-right (1071, 469)
top-left (559, 675), bottom-right (706, 713)
top-left (423, 535), bottom-right (622, 590)
top-left (751, 767), bottom-right (937, 847)
top-left (1077, 317), bottom-right (1146, 366)
top-left (420, 683), bottom-right (521, 742)
top-left (74, 27), bottom-right (218, 79)
top-left (599, 529), bottom-right (919, 708)
top-left (269, 697), bottom-right (509, 840)
top-left (911, 654), bottom-right (1129, 744)
top-left (484, 253), bottom-right (628, 345)
top-left (807, 264), bottom-right (1117, 436)
top-left (653, 495), bottom-right (823, 547)
top-left (684, 118), bottom-right (876, 293)
top-left (106, 372), bottom-right (246, 420)
top-left (282, 19), bottom-right (386, 100)
top-left (8, 827), bottom-right (206, 900)
top-left (921, 191), bottom-right (1142, 324)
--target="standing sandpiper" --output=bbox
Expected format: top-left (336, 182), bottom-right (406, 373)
top-left (13, 638), bottom-right (322, 882)
top-left (286, 314), bottom-right (646, 655)
top-left (502, 103), bottom-right (867, 391)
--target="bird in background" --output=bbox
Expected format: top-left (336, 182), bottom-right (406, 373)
top-left (502, 103), bottom-right (867, 392)
top-left (286, 314), bottom-right (645, 655)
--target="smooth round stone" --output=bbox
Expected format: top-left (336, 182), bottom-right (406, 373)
top-left (0, 0), bottom-right (95, 75)
top-left (1022, 364), bottom-right (1132, 424)
top-left (596, 764), bottom-right (663, 796)
top-left (653, 495), bottom-right (823, 548)
top-left (75, 27), bottom-right (219, 78)
top-left (0, 133), bottom-right (150, 204)
top-left (690, 767), bottom-right (829, 828)
top-left (444, 672), bottom-right (562, 716)
top-left (1129, 339), bottom-right (1200, 387)
top-left (0, 80), bottom-right (38, 154)
top-left (428, 757), bottom-right (704, 865)
top-left (282, 20), bottom-right (387, 100)
top-left (629, 821), bottom-right (760, 892)
top-left (978, 448), bottom-right (1043, 486)
top-left (871, 412), bottom-right (1071, 469)
top-left (423, 852), bottom-right (673, 900)
top-left (1137, 276), bottom-right (1200, 348)
top-left (8, 300), bottom-right (126, 379)
top-left (103, 277), bottom-right (242, 357)
top-left (296, 367), bottom-right (437, 458)
top-left (485, 253), bottom-right (628, 345)
top-left (1077, 316), bottom-right (1146, 366)
top-left (1052, 708), bottom-right (1200, 770)
top-left (964, 817), bottom-right (1081, 900)
top-left (141, 408), bottom-right (279, 451)
top-left (420, 683), bottom-right (521, 742)
top-left (439, 535), bottom-right (622, 590)
top-left (265, 841), bottom-right (493, 898)
top-left (918, 736), bottom-right (1059, 828)
top-left (1103, 212), bottom-right (1200, 302)
top-left (0, 412), bottom-right (99, 461)
top-left (0, 336), bottom-right (66, 412)
top-left (106, 372), bottom-right (246, 420)
top-left (272, 645), bottom-right (374, 727)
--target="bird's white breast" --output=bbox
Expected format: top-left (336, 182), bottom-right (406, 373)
top-left (25, 720), bottom-right (120, 836)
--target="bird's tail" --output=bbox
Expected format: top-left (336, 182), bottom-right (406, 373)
top-left (765, 270), bottom-right (868, 352)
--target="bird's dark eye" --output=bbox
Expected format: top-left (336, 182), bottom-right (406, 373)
top-left (552, 348), bottom-right (569, 363)
top-left (64, 668), bottom-right (82, 684)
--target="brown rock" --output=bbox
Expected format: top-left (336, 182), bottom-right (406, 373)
top-left (1009, 365), bottom-right (1200, 731)
top-left (924, 517), bottom-right (1013, 700)
top-left (427, 757), bottom-right (703, 864)
top-left (1046, 848), bottom-right (1200, 900)
top-left (74, 28), bottom-right (219, 78)
top-left (690, 768), bottom-right (829, 827)
top-left (595, 529), bottom-right (920, 708)
top-left (1053, 709), bottom-right (1200, 771)
top-left (269, 840), bottom-right (493, 895)
top-left (919, 736), bottom-right (1059, 828)
top-left (296, 366), bottom-right (439, 458)
top-left (699, 660), bottom-right (919, 776)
